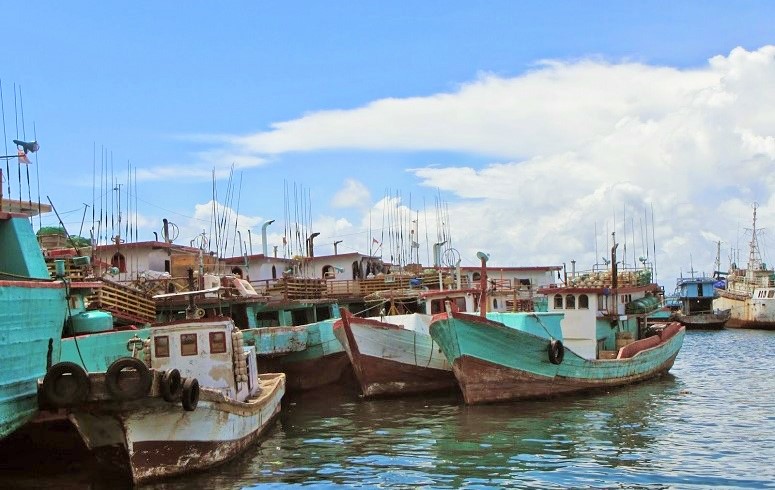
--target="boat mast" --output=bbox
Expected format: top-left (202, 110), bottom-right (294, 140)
top-left (746, 203), bottom-right (762, 284)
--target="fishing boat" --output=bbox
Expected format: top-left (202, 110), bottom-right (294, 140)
top-left (674, 275), bottom-right (730, 329)
top-left (334, 260), bottom-right (556, 397)
top-left (429, 245), bottom-right (685, 404)
top-left (252, 317), bottom-right (352, 391)
top-left (714, 203), bottom-right (775, 330)
top-left (57, 318), bottom-right (285, 484)
top-left (335, 310), bottom-right (457, 397)
top-left (0, 190), bottom-right (104, 439)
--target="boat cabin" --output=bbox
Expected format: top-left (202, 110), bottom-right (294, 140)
top-left (540, 279), bottom-right (659, 360)
top-left (150, 320), bottom-right (259, 401)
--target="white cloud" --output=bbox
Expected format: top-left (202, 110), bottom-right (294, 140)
top-left (331, 178), bottom-right (371, 209)
top-left (207, 46), bottom-right (775, 282)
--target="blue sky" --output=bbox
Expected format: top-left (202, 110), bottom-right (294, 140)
top-left (2, 2), bottom-right (775, 286)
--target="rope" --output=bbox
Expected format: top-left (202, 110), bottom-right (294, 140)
top-left (63, 277), bottom-right (89, 371)
top-left (532, 313), bottom-right (557, 341)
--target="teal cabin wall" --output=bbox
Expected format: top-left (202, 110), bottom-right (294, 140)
top-left (60, 328), bottom-right (152, 373)
top-left (0, 217), bottom-right (51, 279)
top-left (485, 312), bottom-right (563, 340)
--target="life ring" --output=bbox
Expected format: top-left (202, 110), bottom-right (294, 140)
top-left (181, 377), bottom-right (200, 411)
top-left (41, 362), bottom-right (90, 407)
top-left (160, 368), bottom-right (182, 402)
top-left (548, 340), bottom-right (565, 365)
top-left (105, 357), bottom-right (153, 401)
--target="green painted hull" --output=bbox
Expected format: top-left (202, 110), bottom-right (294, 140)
top-left (246, 319), bottom-right (349, 391)
top-left (1, 215), bottom-right (70, 439)
top-left (430, 312), bottom-right (685, 404)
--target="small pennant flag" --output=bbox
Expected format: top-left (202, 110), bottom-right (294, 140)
top-left (17, 149), bottom-right (30, 164)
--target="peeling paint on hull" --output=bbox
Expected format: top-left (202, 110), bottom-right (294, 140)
top-left (431, 312), bottom-right (685, 405)
top-left (69, 374), bottom-right (285, 484)
top-left (453, 354), bottom-right (678, 404)
top-left (278, 351), bottom-right (351, 391)
top-left (335, 313), bottom-right (457, 397)
top-left (349, 350), bottom-right (457, 397)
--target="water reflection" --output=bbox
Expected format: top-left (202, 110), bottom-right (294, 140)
top-left (3, 329), bottom-right (773, 489)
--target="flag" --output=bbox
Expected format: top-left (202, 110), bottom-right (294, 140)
top-left (17, 149), bottom-right (30, 164)
top-left (372, 238), bottom-right (380, 244)
top-left (282, 236), bottom-right (287, 245)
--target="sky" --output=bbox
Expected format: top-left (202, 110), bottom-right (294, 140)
top-left (2, 1), bottom-right (775, 288)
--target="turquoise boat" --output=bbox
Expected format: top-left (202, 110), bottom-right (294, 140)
top-left (156, 285), bottom-right (348, 392)
top-left (0, 208), bottom-right (85, 438)
top-left (429, 252), bottom-right (685, 404)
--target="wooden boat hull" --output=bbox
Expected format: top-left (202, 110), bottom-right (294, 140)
top-left (430, 312), bottom-right (685, 404)
top-left (334, 313), bottom-right (457, 397)
top-left (0, 282), bottom-right (66, 439)
top-left (676, 310), bottom-right (730, 330)
top-left (69, 373), bottom-right (285, 484)
top-left (266, 319), bottom-right (352, 391)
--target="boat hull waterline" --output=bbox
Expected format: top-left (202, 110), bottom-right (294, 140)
top-left (430, 312), bottom-right (685, 405)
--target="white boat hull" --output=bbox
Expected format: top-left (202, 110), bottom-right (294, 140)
top-left (69, 373), bottom-right (284, 484)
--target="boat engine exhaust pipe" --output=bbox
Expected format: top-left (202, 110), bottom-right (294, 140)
top-left (262, 220), bottom-right (275, 256)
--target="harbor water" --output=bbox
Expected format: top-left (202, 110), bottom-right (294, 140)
top-left (2, 328), bottom-right (773, 489)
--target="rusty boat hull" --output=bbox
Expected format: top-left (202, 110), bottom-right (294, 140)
top-left (430, 312), bottom-right (685, 405)
top-left (334, 312), bottom-right (457, 397)
top-left (68, 373), bottom-right (285, 484)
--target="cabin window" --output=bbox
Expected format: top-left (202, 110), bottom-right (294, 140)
top-left (164, 260), bottom-right (171, 273)
top-left (769, 290), bottom-right (775, 298)
top-left (565, 294), bottom-right (575, 309)
top-left (554, 294), bottom-right (563, 309)
top-left (697, 283), bottom-right (704, 297)
top-left (620, 294), bottom-right (632, 304)
top-left (598, 295), bottom-right (606, 311)
top-left (455, 297), bottom-right (467, 312)
top-left (209, 331), bottom-right (227, 354)
top-left (472, 272), bottom-right (481, 282)
top-left (180, 333), bottom-right (198, 356)
top-left (579, 294), bottom-right (589, 309)
top-left (322, 265), bottom-right (335, 279)
top-left (352, 261), bottom-right (361, 280)
top-left (493, 298), bottom-right (498, 309)
top-left (271, 265), bottom-right (277, 279)
top-left (154, 336), bottom-right (170, 358)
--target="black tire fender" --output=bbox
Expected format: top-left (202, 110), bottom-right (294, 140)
top-left (548, 339), bottom-right (565, 365)
top-left (41, 362), bottom-right (90, 407)
top-left (160, 368), bottom-right (182, 402)
top-left (181, 377), bottom-right (200, 412)
top-left (105, 357), bottom-right (152, 401)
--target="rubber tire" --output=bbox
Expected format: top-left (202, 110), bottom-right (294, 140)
top-left (181, 377), bottom-right (200, 412)
top-left (548, 340), bottom-right (565, 365)
top-left (41, 362), bottom-right (90, 407)
top-left (105, 357), bottom-right (152, 401)
top-left (160, 368), bottom-right (182, 402)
